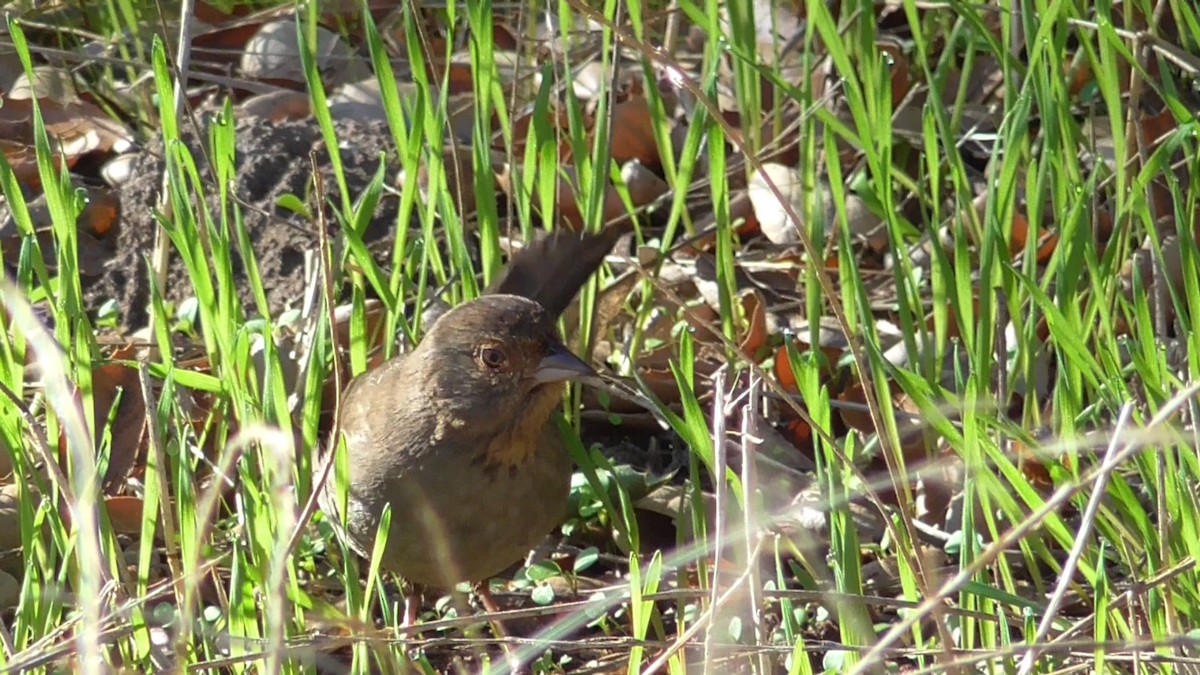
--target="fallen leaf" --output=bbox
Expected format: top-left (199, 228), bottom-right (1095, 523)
top-left (609, 94), bottom-right (661, 168)
top-left (238, 90), bottom-right (312, 122)
top-left (0, 484), bottom-right (22, 555)
top-left (81, 346), bottom-right (148, 492)
top-left (737, 291), bottom-right (768, 358)
top-left (104, 495), bottom-right (145, 534)
top-left (238, 19), bottom-right (369, 87)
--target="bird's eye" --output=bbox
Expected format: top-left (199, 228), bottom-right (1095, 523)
top-left (479, 346), bottom-right (507, 369)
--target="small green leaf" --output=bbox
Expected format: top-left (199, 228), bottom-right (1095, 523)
top-left (524, 560), bottom-right (561, 582)
top-left (530, 584), bottom-right (555, 606)
top-left (202, 605), bottom-right (223, 623)
top-left (275, 193), bottom-right (310, 217)
top-left (573, 547), bottom-right (600, 573)
top-left (96, 298), bottom-right (121, 325)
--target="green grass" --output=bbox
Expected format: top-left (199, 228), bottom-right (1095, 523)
top-left (1, 0), bottom-right (1199, 672)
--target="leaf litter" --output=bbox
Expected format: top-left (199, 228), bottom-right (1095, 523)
top-left (0, 0), bottom-right (1199, 671)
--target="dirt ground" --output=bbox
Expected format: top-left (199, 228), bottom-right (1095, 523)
top-left (84, 115), bottom-right (402, 330)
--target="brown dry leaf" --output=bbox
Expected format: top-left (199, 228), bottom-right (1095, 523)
top-left (838, 381), bottom-right (928, 465)
top-left (0, 97), bottom-right (132, 162)
top-left (238, 19), bottom-right (369, 87)
top-left (1, 188), bottom-right (120, 278)
top-left (773, 341), bottom-right (802, 394)
top-left (876, 39), bottom-right (913, 108)
top-left (1078, 115), bottom-right (1179, 174)
top-left (636, 342), bottom-right (680, 372)
top-left (621, 159), bottom-right (670, 208)
top-left (193, 0), bottom-right (252, 23)
top-left (7, 66), bottom-right (78, 102)
top-left (570, 61), bottom-right (643, 101)
top-left (191, 3), bottom-right (274, 70)
top-left (1012, 439), bottom-right (1055, 493)
top-left (568, 268), bottom-right (640, 361)
top-left (582, 367), bottom-right (683, 416)
top-left (923, 295), bottom-right (979, 342)
top-left (332, 298), bottom-right (388, 353)
top-left (543, 158), bottom-right (669, 231)
top-left (509, 107), bottom-right (578, 162)
top-left (325, 76), bottom-right (475, 139)
top-left (737, 290), bottom-right (768, 358)
top-left (953, 190), bottom-right (1058, 263)
top-left (411, 146), bottom-right (492, 220)
top-left (1139, 108), bottom-right (1178, 147)
top-left (192, 1), bottom-right (399, 71)
top-left (238, 90), bottom-right (312, 122)
top-left (438, 62), bottom-right (477, 96)
top-left (0, 230), bottom-right (110, 278)
top-left (555, 167), bottom-right (630, 231)
top-left (320, 299), bottom-right (391, 432)
top-left (192, 24), bottom-right (265, 70)
top-left (836, 380), bottom-right (875, 435)
top-left (748, 163), bottom-right (881, 246)
top-left (80, 188), bottom-right (120, 237)
top-left (0, 484), bottom-right (21, 555)
top-left (2, 186), bottom-right (120, 237)
top-left (1064, 52), bottom-right (1095, 98)
top-left (0, 139), bottom-right (41, 185)
top-left (689, 191), bottom-right (759, 247)
top-left (680, 303), bottom-right (724, 349)
top-left (1008, 211), bottom-right (1059, 263)
top-left (779, 416), bottom-right (813, 453)
top-left (85, 347), bottom-right (147, 492)
top-left (773, 336), bottom-right (842, 393)
top-left (0, 569), bottom-right (17, 609)
top-left (104, 495), bottom-right (145, 534)
top-left (609, 94), bottom-right (661, 168)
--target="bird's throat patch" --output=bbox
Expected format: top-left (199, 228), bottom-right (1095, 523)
top-left (475, 426), bottom-right (540, 477)
top-left (472, 387), bottom-right (564, 477)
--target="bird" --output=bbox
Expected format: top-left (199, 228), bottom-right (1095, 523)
top-left (316, 225), bottom-right (627, 609)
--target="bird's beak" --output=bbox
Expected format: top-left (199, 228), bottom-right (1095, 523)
top-left (534, 343), bottom-right (595, 383)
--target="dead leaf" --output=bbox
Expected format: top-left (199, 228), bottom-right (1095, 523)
top-left (238, 90), bottom-right (312, 122)
top-left (8, 65), bottom-right (78, 102)
top-left (620, 159), bottom-right (669, 208)
top-left (0, 188), bottom-right (120, 277)
top-left (876, 39), bottom-right (913, 107)
top-left (838, 380), bottom-right (927, 465)
top-left (238, 19), bottom-right (369, 87)
top-left (737, 291), bottom-right (768, 358)
top-left (555, 166), bottom-right (630, 231)
top-left (1008, 211), bottom-right (1058, 263)
top-left (0, 484), bottom-right (21, 555)
top-left (609, 94), bottom-right (661, 168)
top-left (104, 495), bottom-right (145, 534)
top-left (0, 569), bottom-right (17, 609)
top-left (0, 139), bottom-right (41, 185)
top-left (509, 107), bottom-right (578, 162)
top-left (82, 347), bottom-right (148, 492)
top-left (749, 163), bottom-right (880, 246)
top-left (0, 97), bottom-right (132, 163)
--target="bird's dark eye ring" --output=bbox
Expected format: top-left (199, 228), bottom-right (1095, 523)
top-left (479, 346), bottom-right (507, 369)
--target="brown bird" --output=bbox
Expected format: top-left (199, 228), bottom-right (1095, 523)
top-left (317, 226), bottom-right (625, 602)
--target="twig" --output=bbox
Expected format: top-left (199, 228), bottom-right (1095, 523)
top-left (703, 366), bottom-right (729, 674)
top-left (851, 382), bottom-right (1200, 673)
top-left (1016, 403), bottom-right (1132, 674)
top-left (741, 376), bottom-right (770, 675)
top-left (643, 537), bottom-right (767, 675)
